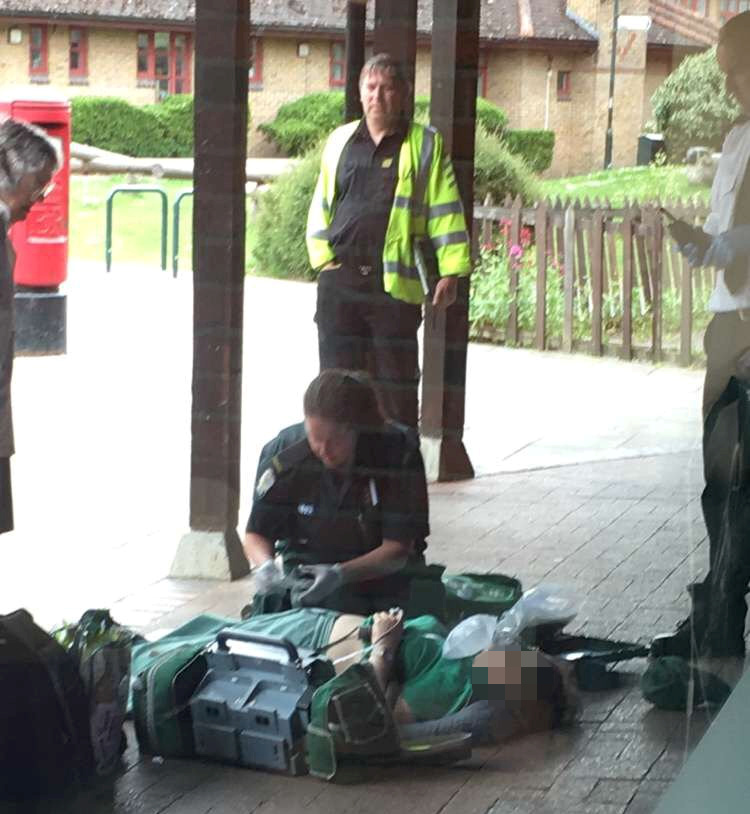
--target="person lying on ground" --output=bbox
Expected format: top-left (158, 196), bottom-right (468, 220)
top-left (216, 606), bottom-right (578, 743)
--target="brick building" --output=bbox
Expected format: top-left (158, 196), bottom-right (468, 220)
top-left (0, 0), bottom-right (734, 175)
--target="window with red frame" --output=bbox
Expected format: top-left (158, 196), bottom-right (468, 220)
top-left (136, 31), bottom-right (191, 96)
top-left (557, 70), bottom-right (572, 101)
top-left (69, 27), bottom-right (88, 80)
top-left (721, 0), bottom-right (750, 18)
top-left (29, 25), bottom-right (48, 78)
top-left (678, 0), bottom-right (707, 12)
top-left (249, 37), bottom-right (263, 84)
top-left (478, 51), bottom-right (488, 97)
top-left (330, 41), bottom-right (345, 87)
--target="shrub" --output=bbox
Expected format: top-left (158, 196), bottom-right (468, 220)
top-left (251, 146), bottom-right (323, 280)
top-left (260, 91), bottom-right (509, 155)
top-left (146, 94), bottom-right (194, 157)
top-left (651, 47), bottom-right (740, 161)
top-left (71, 97), bottom-right (168, 157)
top-left (413, 95), bottom-right (508, 137)
top-left (504, 129), bottom-right (555, 174)
top-left (258, 92), bottom-right (345, 155)
top-left (473, 125), bottom-right (540, 204)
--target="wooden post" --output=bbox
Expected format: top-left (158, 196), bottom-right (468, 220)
top-left (345, 1), bottom-right (367, 122)
top-left (650, 208), bottom-right (664, 363)
top-left (621, 210), bottom-right (634, 361)
top-left (590, 210), bottom-right (604, 356)
top-left (507, 196), bottom-right (521, 346)
top-left (374, 0), bottom-right (417, 105)
top-left (171, 0), bottom-right (250, 580)
top-left (562, 205), bottom-right (576, 353)
top-left (535, 199), bottom-right (548, 351)
top-left (420, 0), bottom-right (479, 482)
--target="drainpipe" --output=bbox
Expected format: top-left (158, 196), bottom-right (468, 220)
top-left (544, 54), bottom-right (552, 130)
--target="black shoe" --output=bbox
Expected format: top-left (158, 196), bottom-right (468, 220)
top-left (650, 622), bottom-right (699, 659)
top-left (651, 621), bottom-right (745, 659)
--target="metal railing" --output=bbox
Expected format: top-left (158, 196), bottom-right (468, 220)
top-left (105, 186), bottom-right (168, 273)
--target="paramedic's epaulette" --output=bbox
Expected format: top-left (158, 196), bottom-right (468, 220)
top-left (255, 437), bottom-right (312, 498)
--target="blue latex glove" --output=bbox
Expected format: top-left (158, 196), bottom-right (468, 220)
top-left (702, 226), bottom-right (750, 270)
top-left (252, 559), bottom-right (283, 593)
top-left (294, 564), bottom-right (344, 606)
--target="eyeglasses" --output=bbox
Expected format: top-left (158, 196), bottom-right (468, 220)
top-left (30, 180), bottom-right (55, 204)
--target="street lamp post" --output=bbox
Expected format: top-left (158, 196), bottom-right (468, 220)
top-left (603, 0), bottom-right (620, 169)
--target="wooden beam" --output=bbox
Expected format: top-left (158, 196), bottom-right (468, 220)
top-left (345, 1), bottom-right (367, 122)
top-left (171, 0), bottom-right (250, 580)
top-left (374, 0), bottom-right (417, 114)
top-left (420, 0), bottom-right (479, 482)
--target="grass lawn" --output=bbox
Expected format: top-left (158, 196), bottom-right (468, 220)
top-left (540, 164), bottom-right (712, 208)
top-left (69, 175), bottom-right (257, 272)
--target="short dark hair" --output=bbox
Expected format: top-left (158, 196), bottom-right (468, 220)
top-left (359, 52), bottom-right (408, 88)
top-left (303, 369), bottom-right (385, 431)
top-left (719, 10), bottom-right (750, 57)
top-left (0, 118), bottom-right (60, 194)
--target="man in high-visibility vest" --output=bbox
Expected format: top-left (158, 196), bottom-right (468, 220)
top-left (306, 52), bottom-right (471, 428)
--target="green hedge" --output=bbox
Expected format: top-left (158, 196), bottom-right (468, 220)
top-left (503, 130), bottom-right (555, 174)
top-left (72, 95), bottom-right (248, 158)
top-left (474, 125), bottom-right (540, 204)
top-left (259, 91), bottom-right (509, 155)
top-left (251, 147), bottom-right (323, 281)
top-left (258, 92), bottom-right (345, 155)
top-left (651, 47), bottom-right (740, 161)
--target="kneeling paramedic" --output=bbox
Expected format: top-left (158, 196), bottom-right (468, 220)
top-left (243, 369), bottom-right (432, 615)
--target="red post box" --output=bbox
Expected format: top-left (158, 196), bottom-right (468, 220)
top-left (0, 91), bottom-right (70, 354)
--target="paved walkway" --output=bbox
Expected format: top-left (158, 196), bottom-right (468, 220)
top-left (2, 266), bottom-right (724, 813)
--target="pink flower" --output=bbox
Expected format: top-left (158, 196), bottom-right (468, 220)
top-left (509, 244), bottom-right (523, 260)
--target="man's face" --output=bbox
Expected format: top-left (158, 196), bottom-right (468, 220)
top-left (2, 167), bottom-right (54, 224)
top-left (304, 414), bottom-right (356, 471)
top-left (360, 69), bottom-right (404, 129)
top-left (718, 42), bottom-right (750, 115)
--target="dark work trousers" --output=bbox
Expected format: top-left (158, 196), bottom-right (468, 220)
top-left (315, 267), bottom-right (422, 427)
top-left (0, 457), bottom-right (13, 534)
top-left (698, 312), bottom-right (750, 643)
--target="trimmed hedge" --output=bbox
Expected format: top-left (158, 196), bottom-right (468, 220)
top-left (72, 97), bottom-right (169, 157)
top-left (259, 91), bottom-right (509, 155)
top-left (503, 129), bottom-right (555, 174)
top-left (474, 125), bottom-right (540, 204)
top-left (71, 95), bottom-right (249, 158)
top-left (258, 92), bottom-right (345, 155)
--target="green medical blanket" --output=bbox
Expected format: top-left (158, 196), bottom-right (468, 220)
top-left (131, 610), bottom-right (472, 722)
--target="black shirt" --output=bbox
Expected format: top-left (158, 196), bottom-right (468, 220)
top-left (327, 118), bottom-right (407, 270)
top-left (247, 421), bottom-right (429, 567)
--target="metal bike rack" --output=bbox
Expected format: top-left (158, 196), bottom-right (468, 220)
top-left (105, 186), bottom-right (168, 273)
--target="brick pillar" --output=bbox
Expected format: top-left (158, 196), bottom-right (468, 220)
top-left (171, 0), bottom-right (250, 580)
top-left (420, 0), bottom-right (479, 482)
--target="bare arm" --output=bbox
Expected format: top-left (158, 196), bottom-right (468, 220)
top-left (243, 531), bottom-right (275, 567)
top-left (337, 538), bottom-right (412, 583)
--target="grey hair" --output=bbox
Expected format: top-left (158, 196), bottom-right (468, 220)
top-left (359, 52), bottom-right (408, 88)
top-left (0, 117), bottom-right (60, 194)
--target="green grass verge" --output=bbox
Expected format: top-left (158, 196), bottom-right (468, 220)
top-left (540, 165), bottom-right (712, 208)
top-left (69, 175), bottom-right (257, 272)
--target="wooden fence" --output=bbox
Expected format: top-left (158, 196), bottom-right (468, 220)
top-left (471, 197), bottom-right (712, 366)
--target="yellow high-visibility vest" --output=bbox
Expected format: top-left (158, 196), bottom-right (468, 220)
top-left (306, 120), bottom-right (471, 305)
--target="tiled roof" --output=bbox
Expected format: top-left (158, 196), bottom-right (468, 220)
top-left (648, 0), bottom-right (719, 49)
top-left (0, 1), bottom-right (194, 24)
top-left (0, 0), bottom-right (596, 44)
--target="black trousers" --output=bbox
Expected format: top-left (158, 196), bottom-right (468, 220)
top-left (696, 313), bottom-right (750, 641)
top-left (315, 267), bottom-right (422, 427)
top-left (0, 457), bottom-right (13, 534)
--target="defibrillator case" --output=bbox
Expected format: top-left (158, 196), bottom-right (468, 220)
top-left (189, 630), bottom-right (333, 775)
